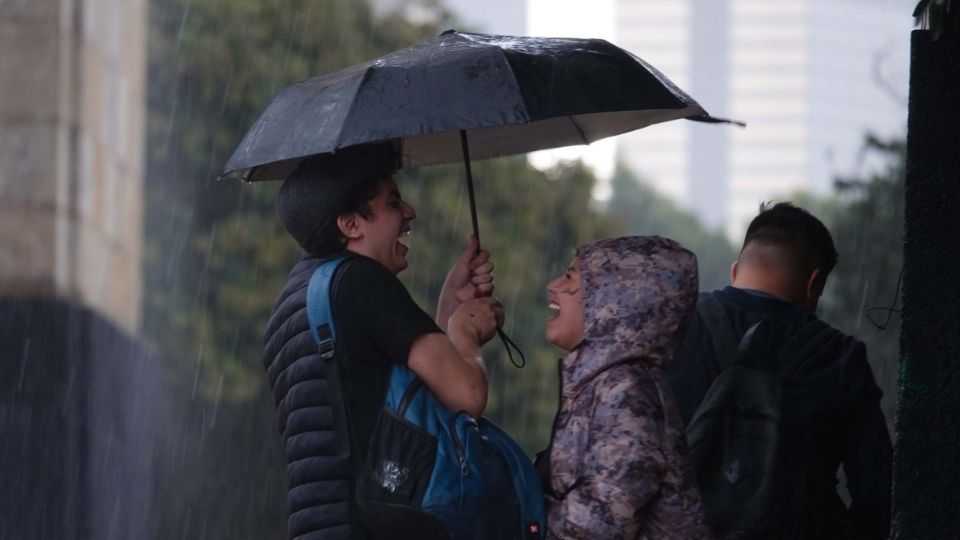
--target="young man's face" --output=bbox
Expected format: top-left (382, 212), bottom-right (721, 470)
top-left (346, 178), bottom-right (416, 274)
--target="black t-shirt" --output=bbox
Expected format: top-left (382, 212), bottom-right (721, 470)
top-left (330, 255), bottom-right (442, 461)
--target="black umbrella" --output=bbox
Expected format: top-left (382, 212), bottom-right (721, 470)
top-left (222, 30), bottom-right (741, 365)
top-left (221, 30), bottom-right (739, 231)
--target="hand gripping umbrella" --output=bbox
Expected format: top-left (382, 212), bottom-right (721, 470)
top-left (220, 30), bottom-right (741, 364)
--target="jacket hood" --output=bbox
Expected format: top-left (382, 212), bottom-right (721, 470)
top-left (563, 236), bottom-right (698, 392)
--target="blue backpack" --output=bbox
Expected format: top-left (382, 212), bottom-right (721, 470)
top-left (306, 257), bottom-right (546, 540)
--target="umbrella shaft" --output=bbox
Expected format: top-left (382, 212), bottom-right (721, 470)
top-left (458, 130), bottom-right (526, 369)
top-left (459, 130), bottom-right (481, 245)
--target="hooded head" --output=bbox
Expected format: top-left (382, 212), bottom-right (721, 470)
top-left (561, 235), bottom-right (699, 388)
top-left (277, 141), bottom-right (398, 255)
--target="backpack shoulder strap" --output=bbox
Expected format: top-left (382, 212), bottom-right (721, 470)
top-left (776, 317), bottom-right (835, 382)
top-left (696, 292), bottom-right (740, 371)
top-left (305, 255), bottom-right (355, 460)
top-left (311, 255), bottom-right (425, 419)
top-left (306, 256), bottom-right (351, 354)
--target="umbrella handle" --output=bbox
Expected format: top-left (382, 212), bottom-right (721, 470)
top-left (460, 130), bottom-right (526, 368)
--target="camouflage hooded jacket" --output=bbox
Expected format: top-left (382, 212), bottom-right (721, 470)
top-left (545, 236), bottom-right (711, 540)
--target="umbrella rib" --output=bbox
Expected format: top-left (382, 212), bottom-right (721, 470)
top-left (334, 64), bottom-right (378, 150)
top-left (488, 47), bottom-right (532, 126)
top-left (568, 115), bottom-right (589, 145)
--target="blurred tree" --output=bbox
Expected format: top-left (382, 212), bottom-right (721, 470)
top-left (606, 164), bottom-right (738, 291)
top-left (795, 134), bottom-right (905, 434)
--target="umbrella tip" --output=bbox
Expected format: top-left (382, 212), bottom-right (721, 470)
top-left (688, 113), bottom-right (747, 128)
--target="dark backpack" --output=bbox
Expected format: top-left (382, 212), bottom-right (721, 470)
top-left (685, 294), bottom-right (833, 539)
top-left (306, 257), bottom-right (546, 540)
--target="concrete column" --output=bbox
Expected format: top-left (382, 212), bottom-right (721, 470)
top-left (894, 29), bottom-right (960, 539)
top-left (0, 0), bottom-right (145, 334)
top-left (0, 1), bottom-right (155, 539)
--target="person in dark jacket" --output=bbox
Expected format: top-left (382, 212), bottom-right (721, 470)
top-left (669, 202), bottom-right (892, 539)
top-left (262, 142), bottom-right (502, 540)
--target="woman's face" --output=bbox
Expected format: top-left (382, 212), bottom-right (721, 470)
top-left (545, 256), bottom-right (586, 351)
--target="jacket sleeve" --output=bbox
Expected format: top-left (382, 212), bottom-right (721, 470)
top-left (547, 371), bottom-right (665, 540)
top-left (841, 341), bottom-right (893, 540)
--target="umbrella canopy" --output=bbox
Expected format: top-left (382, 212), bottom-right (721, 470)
top-left (220, 30), bottom-right (738, 182)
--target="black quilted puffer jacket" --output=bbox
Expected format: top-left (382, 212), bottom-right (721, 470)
top-left (263, 255), bottom-right (354, 540)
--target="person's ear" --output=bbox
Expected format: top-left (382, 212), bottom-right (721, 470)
top-left (730, 260), bottom-right (739, 284)
top-left (805, 267), bottom-right (825, 302)
top-left (337, 213), bottom-right (362, 241)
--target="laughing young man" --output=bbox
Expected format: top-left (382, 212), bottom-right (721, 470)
top-left (262, 142), bottom-right (503, 540)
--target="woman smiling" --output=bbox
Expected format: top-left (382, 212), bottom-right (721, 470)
top-left (539, 236), bottom-right (711, 540)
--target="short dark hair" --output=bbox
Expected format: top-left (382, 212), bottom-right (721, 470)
top-left (741, 202), bottom-right (838, 275)
top-left (276, 141), bottom-right (397, 256)
top-left (306, 177), bottom-right (383, 255)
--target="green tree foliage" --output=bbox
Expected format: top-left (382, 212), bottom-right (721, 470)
top-left (606, 164), bottom-right (737, 290)
top-left (795, 134), bottom-right (905, 433)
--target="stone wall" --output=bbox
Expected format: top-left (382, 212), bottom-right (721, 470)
top-left (0, 0), bottom-right (145, 334)
top-left (0, 1), bottom-right (155, 538)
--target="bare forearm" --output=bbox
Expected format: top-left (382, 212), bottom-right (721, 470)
top-left (446, 325), bottom-right (488, 414)
top-left (435, 291), bottom-right (458, 330)
top-left (408, 332), bottom-right (488, 417)
top-left (414, 296), bottom-right (499, 417)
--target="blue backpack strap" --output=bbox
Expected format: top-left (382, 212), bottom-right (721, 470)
top-left (480, 419), bottom-right (547, 540)
top-left (306, 257), bottom-right (348, 355)
top-left (305, 256), bottom-right (355, 462)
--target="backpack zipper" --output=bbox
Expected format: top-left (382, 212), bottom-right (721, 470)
top-left (397, 378), bottom-right (424, 416)
top-left (449, 412), bottom-right (469, 475)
